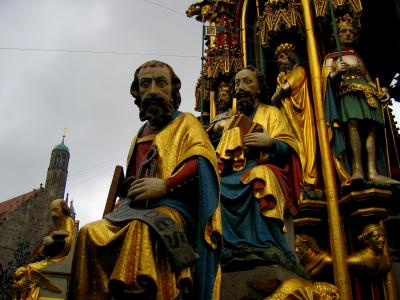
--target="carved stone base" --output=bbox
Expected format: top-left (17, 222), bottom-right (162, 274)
top-left (221, 265), bottom-right (302, 300)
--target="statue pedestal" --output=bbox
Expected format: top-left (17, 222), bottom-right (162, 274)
top-left (221, 264), bottom-right (302, 300)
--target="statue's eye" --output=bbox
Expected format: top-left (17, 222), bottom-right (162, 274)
top-left (140, 80), bottom-right (150, 88)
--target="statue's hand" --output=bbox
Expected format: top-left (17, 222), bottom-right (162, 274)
top-left (243, 132), bottom-right (273, 148)
top-left (128, 178), bottom-right (167, 203)
top-left (379, 87), bottom-right (391, 103)
top-left (337, 60), bottom-right (349, 73)
top-left (331, 60), bottom-right (349, 78)
top-left (43, 236), bottom-right (54, 246)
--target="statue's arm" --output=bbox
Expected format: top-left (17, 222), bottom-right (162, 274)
top-left (268, 140), bottom-right (291, 164)
top-left (128, 158), bottom-right (199, 202)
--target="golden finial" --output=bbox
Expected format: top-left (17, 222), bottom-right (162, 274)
top-left (62, 128), bottom-right (68, 143)
top-left (275, 43), bottom-right (296, 57)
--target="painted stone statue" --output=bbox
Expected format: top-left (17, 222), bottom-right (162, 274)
top-left (272, 43), bottom-right (318, 188)
top-left (296, 224), bottom-right (391, 276)
top-left (12, 199), bottom-right (74, 300)
top-left (71, 60), bottom-right (222, 300)
top-left (215, 65), bottom-right (305, 275)
top-left (322, 14), bottom-right (399, 186)
top-left (207, 82), bottom-right (233, 148)
top-left (348, 223), bottom-right (391, 274)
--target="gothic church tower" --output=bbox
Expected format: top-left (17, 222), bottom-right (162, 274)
top-left (45, 137), bottom-right (69, 201)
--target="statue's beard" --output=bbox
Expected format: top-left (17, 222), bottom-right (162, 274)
top-left (236, 91), bottom-right (256, 115)
top-left (279, 61), bottom-right (294, 73)
top-left (139, 97), bottom-right (175, 128)
top-left (218, 101), bottom-right (230, 113)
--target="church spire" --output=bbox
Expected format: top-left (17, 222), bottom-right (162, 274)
top-left (45, 132), bottom-right (70, 201)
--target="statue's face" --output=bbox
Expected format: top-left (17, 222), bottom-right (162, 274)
top-left (138, 65), bottom-right (172, 103)
top-left (234, 69), bottom-right (260, 114)
top-left (51, 200), bottom-right (63, 219)
top-left (338, 25), bottom-right (355, 47)
top-left (138, 65), bottom-right (175, 126)
top-left (277, 52), bottom-right (293, 73)
top-left (217, 90), bottom-right (230, 112)
top-left (368, 230), bottom-right (385, 252)
top-left (277, 52), bottom-right (289, 65)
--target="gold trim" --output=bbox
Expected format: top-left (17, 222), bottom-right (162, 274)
top-left (294, 217), bottom-right (322, 226)
top-left (299, 199), bottom-right (326, 208)
top-left (339, 188), bottom-right (392, 205)
top-left (136, 134), bottom-right (156, 144)
top-left (301, 0), bottom-right (352, 298)
top-left (241, 0), bottom-right (248, 67)
top-left (350, 207), bottom-right (388, 218)
top-left (210, 90), bottom-right (216, 121)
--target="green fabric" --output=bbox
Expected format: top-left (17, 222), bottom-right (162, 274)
top-left (338, 92), bottom-right (384, 125)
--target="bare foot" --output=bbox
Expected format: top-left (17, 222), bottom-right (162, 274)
top-left (368, 174), bottom-right (400, 185)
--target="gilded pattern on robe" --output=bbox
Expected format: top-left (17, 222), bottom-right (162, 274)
top-left (216, 103), bottom-right (299, 229)
top-left (74, 113), bottom-right (222, 300)
top-left (277, 65), bottom-right (318, 187)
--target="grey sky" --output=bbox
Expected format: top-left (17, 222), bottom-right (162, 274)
top-left (1, 0), bottom-right (400, 227)
top-left (0, 0), bottom-right (203, 225)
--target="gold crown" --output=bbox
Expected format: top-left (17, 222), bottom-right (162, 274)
top-left (337, 14), bottom-right (355, 29)
top-left (218, 82), bottom-right (230, 92)
top-left (275, 43), bottom-right (295, 57)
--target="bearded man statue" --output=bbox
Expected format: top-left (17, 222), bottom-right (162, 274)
top-left (71, 60), bottom-right (222, 300)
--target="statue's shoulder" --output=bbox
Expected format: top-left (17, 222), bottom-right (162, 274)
top-left (171, 112), bottom-right (204, 132)
top-left (177, 112), bottom-right (202, 125)
top-left (259, 103), bottom-right (282, 115)
top-left (324, 49), bottom-right (356, 60)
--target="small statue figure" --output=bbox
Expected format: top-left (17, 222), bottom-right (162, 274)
top-left (296, 224), bottom-right (391, 277)
top-left (272, 43), bottom-right (318, 187)
top-left (71, 60), bottom-right (221, 300)
top-left (295, 234), bottom-right (332, 277)
top-left (265, 277), bottom-right (339, 300)
top-left (215, 65), bottom-right (305, 275)
top-left (322, 14), bottom-right (399, 185)
top-left (12, 199), bottom-right (74, 300)
top-left (348, 223), bottom-right (391, 274)
top-left (207, 82), bottom-right (233, 147)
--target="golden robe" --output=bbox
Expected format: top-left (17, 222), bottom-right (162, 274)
top-left (12, 216), bottom-right (75, 300)
top-left (73, 113), bottom-right (222, 300)
top-left (216, 103), bottom-right (300, 229)
top-left (277, 65), bottom-right (318, 187)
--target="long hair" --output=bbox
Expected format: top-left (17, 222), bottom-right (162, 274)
top-left (234, 65), bottom-right (270, 103)
top-left (52, 199), bottom-right (71, 217)
top-left (130, 60), bottom-right (182, 109)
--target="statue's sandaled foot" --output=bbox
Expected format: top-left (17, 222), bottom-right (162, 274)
top-left (368, 174), bottom-right (400, 185)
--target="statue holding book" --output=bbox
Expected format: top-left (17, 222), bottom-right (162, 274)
top-left (215, 66), bottom-right (305, 275)
top-left (71, 60), bottom-right (222, 300)
top-left (13, 199), bottom-right (74, 300)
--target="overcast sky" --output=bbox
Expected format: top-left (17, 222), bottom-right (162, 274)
top-left (1, 0), bottom-right (400, 227)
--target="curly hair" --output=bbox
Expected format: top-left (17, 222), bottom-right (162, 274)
top-left (357, 224), bottom-right (384, 243)
top-left (130, 60), bottom-right (182, 109)
top-left (234, 65), bottom-right (270, 103)
top-left (52, 199), bottom-right (71, 217)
